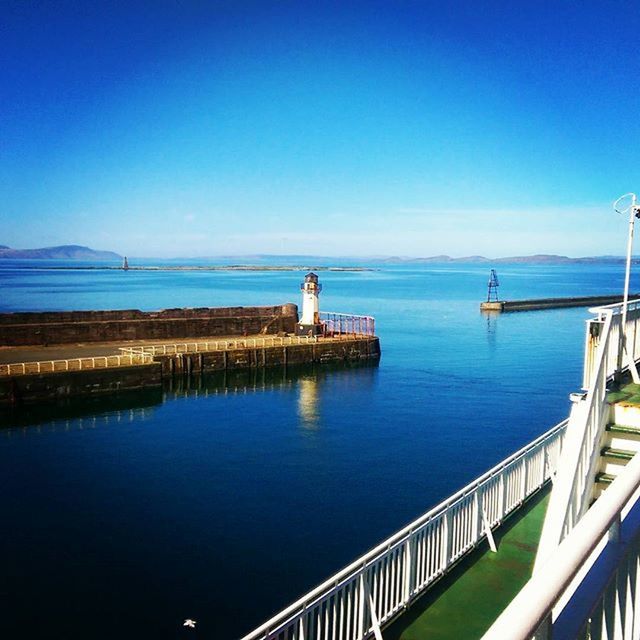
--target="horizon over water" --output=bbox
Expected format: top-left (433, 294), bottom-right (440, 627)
top-left (0, 260), bottom-right (632, 638)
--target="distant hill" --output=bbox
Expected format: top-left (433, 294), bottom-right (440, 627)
top-left (376, 254), bottom-right (634, 264)
top-left (0, 245), bottom-right (122, 260)
top-left (202, 253), bottom-right (632, 265)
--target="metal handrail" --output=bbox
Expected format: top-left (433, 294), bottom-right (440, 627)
top-left (117, 333), bottom-right (374, 358)
top-left (0, 353), bottom-right (153, 376)
top-left (584, 299), bottom-right (640, 388)
top-left (240, 420), bottom-right (566, 640)
top-left (320, 312), bottom-right (376, 337)
top-left (482, 442), bottom-right (640, 640)
top-left (0, 332), bottom-right (379, 376)
top-left (588, 297), bottom-right (640, 316)
top-left (536, 302), bottom-right (639, 569)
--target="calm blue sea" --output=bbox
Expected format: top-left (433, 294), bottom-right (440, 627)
top-left (0, 260), bottom-right (628, 638)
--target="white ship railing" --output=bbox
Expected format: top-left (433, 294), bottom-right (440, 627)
top-left (536, 299), bottom-right (640, 568)
top-left (582, 298), bottom-right (640, 389)
top-left (482, 442), bottom-right (640, 640)
top-left (240, 420), bottom-right (566, 640)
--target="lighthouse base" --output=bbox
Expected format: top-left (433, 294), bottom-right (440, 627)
top-left (295, 323), bottom-right (323, 337)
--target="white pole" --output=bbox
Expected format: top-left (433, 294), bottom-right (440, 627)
top-left (621, 194), bottom-right (640, 383)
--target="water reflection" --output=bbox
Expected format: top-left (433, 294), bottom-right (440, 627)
top-left (0, 390), bottom-right (163, 433)
top-left (0, 361), bottom-right (379, 433)
top-left (297, 377), bottom-right (320, 430)
top-left (482, 310), bottom-right (499, 350)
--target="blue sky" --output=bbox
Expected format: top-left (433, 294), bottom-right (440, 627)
top-left (2, 1), bottom-right (640, 258)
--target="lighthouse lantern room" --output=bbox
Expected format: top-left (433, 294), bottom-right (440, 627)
top-left (296, 272), bottom-right (323, 336)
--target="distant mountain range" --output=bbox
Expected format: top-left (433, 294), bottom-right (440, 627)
top-left (163, 253), bottom-right (637, 265)
top-left (0, 246), bottom-right (636, 265)
top-left (375, 254), bottom-right (635, 264)
top-left (0, 245), bottom-right (121, 260)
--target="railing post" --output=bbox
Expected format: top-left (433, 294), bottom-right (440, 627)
top-left (442, 510), bottom-right (453, 570)
top-left (609, 513), bottom-right (622, 545)
top-left (532, 614), bottom-right (552, 640)
top-left (403, 536), bottom-right (414, 605)
top-left (357, 571), bottom-right (366, 639)
top-left (520, 457), bottom-right (528, 503)
top-left (474, 490), bottom-right (482, 543)
top-left (499, 471), bottom-right (507, 519)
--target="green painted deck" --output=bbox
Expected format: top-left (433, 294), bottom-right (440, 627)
top-left (385, 491), bottom-right (549, 640)
top-left (607, 382), bottom-right (640, 406)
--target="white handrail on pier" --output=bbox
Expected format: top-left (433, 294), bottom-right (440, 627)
top-left (118, 333), bottom-right (375, 357)
top-left (240, 420), bottom-right (566, 640)
top-left (0, 353), bottom-right (153, 377)
top-left (0, 331), bottom-right (379, 376)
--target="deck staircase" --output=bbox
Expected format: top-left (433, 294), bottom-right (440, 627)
top-left (594, 394), bottom-right (640, 497)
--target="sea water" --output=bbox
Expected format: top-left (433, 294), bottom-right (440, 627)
top-left (0, 261), bottom-right (628, 638)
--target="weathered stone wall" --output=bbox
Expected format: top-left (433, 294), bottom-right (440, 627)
top-left (0, 363), bottom-right (163, 406)
top-left (0, 304), bottom-right (298, 346)
top-left (0, 337), bottom-right (380, 405)
top-left (480, 294), bottom-right (640, 313)
top-left (155, 337), bottom-right (381, 375)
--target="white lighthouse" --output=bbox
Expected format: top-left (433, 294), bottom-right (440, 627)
top-left (296, 272), bottom-right (323, 336)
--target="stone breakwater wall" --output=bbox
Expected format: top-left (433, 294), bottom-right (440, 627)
top-left (0, 304), bottom-right (298, 346)
top-left (154, 336), bottom-right (381, 376)
top-left (0, 364), bottom-right (164, 406)
top-left (480, 294), bottom-right (639, 312)
top-left (0, 337), bottom-right (381, 405)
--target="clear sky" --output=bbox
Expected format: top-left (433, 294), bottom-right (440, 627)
top-left (2, 1), bottom-right (640, 258)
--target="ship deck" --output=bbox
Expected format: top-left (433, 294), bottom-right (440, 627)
top-left (385, 490), bottom-right (549, 640)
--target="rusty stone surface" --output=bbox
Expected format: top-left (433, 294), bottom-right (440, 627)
top-left (0, 304), bottom-right (298, 346)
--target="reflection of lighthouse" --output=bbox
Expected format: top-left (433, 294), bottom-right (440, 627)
top-left (296, 272), bottom-right (323, 336)
top-left (297, 377), bottom-right (320, 430)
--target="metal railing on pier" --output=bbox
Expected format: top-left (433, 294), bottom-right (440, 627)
top-left (240, 420), bottom-right (566, 640)
top-left (118, 333), bottom-right (375, 358)
top-left (0, 353), bottom-right (153, 377)
top-left (320, 312), bottom-right (375, 337)
top-left (0, 324), bottom-right (378, 377)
